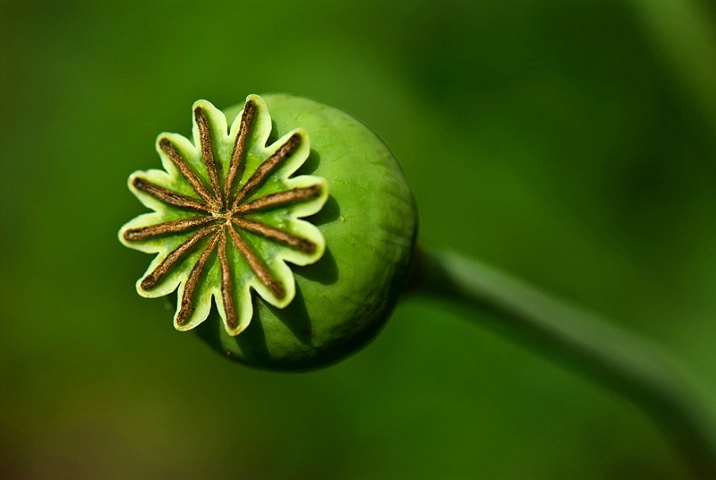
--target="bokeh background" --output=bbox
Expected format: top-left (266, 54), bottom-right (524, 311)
top-left (2, 0), bottom-right (716, 478)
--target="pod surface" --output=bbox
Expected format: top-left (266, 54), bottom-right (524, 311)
top-left (195, 94), bottom-right (418, 370)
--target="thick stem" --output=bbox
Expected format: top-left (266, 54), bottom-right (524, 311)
top-left (412, 245), bottom-right (716, 478)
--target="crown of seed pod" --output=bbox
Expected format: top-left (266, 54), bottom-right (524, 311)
top-left (119, 93), bottom-right (417, 370)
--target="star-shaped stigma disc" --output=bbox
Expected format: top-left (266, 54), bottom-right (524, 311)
top-left (119, 95), bottom-right (328, 336)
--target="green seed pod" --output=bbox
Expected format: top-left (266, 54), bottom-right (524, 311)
top-left (119, 93), bottom-right (417, 370)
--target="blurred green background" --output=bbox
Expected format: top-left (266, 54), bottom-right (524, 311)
top-left (2, 0), bottom-right (716, 478)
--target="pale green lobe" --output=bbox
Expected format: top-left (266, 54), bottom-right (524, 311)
top-left (119, 95), bottom-right (328, 337)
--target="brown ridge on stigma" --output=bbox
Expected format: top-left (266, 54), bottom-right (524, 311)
top-left (194, 106), bottom-right (224, 206)
top-left (132, 177), bottom-right (210, 212)
top-left (225, 100), bottom-right (256, 208)
top-left (218, 232), bottom-right (239, 330)
top-left (235, 185), bottom-right (322, 214)
top-left (124, 216), bottom-right (216, 242)
top-left (232, 217), bottom-right (316, 254)
top-left (176, 231), bottom-right (222, 326)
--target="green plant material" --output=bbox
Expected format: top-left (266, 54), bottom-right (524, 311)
top-left (120, 94), bottom-right (418, 370)
top-left (119, 96), bottom-right (328, 336)
top-left (629, 0), bottom-right (716, 132)
top-left (120, 92), bottom-right (716, 475)
top-left (412, 246), bottom-right (716, 478)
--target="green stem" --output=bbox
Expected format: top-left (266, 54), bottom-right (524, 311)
top-left (412, 245), bottom-right (716, 478)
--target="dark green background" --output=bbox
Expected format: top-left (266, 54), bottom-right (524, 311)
top-left (2, 0), bottom-right (716, 478)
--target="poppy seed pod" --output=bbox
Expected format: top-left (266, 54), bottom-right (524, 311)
top-left (120, 94), bottom-right (417, 370)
